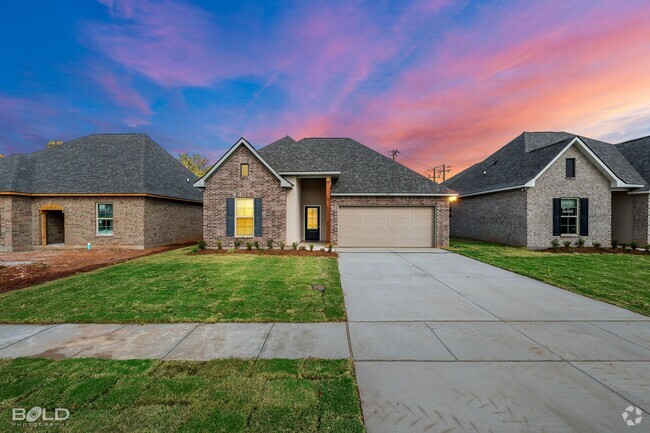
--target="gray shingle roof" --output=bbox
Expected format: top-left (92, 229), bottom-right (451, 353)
top-left (258, 137), bottom-right (454, 195)
top-left (445, 132), bottom-right (647, 196)
top-left (0, 134), bottom-right (202, 202)
top-left (616, 136), bottom-right (650, 191)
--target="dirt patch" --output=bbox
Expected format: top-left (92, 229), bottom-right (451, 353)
top-left (194, 248), bottom-right (337, 257)
top-left (0, 243), bottom-right (191, 294)
top-left (544, 247), bottom-right (650, 255)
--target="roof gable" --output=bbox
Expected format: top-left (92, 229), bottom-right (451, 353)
top-left (616, 136), bottom-right (650, 192)
top-left (194, 138), bottom-right (292, 188)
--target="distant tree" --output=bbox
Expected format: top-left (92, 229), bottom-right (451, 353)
top-left (178, 152), bottom-right (209, 177)
top-left (47, 140), bottom-right (64, 148)
top-left (0, 154), bottom-right (4, 158)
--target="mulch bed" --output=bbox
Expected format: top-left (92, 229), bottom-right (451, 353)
top-left (194, 248), bottom-right (337, 257)
top-left (545, 247), bottom-right (650, 255)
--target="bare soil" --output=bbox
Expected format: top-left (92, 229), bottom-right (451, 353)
top-left (194, 248), bottom-right (337, 257)
top-left (0, 243), bottom-right (191, 294)
top-left (545, 247), bottom-right (650, 255)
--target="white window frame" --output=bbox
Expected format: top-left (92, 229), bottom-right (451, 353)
top-left (560, 197), bottom-right (579, 236)
top-left (96, 203), bottom-right (114, 236)
top-left (235, 198), bottom-right (254, 237)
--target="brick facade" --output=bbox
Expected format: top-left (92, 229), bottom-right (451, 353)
top-left (202, 145), bottom-right (287, 248)
top-left (633, 194), bottom-right (650, 245)
top-left (0, 195), bottom-right (202, 251)
top-left (330, 196), bottom-right (450, 247)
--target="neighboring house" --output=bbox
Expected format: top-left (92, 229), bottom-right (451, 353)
top-left (444, 132), bottom-right (650, 249)
top-left (194, 136), bottom-right (455, 248)
top-left (0, 134), bottom-right (203, 252)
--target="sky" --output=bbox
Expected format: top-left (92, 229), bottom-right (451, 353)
top-left (1, 0), bottom-right (650, 177)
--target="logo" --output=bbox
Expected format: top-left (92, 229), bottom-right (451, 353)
top-left (622, 405), bottom-right (643, 427)
top-left (12, 407), bottom-right (70, 427)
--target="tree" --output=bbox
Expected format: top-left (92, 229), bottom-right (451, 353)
top-left (178, 152), bottom-right (209, 177)
top-left (47, 140), bottom-right (64, 148)
top-left (0, 154), bottom-right (4, 158)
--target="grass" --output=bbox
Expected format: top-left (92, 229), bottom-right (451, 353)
top-left (0, 248), bottom-right (345, 323)
top-left (448, 238), bottom-right (650, 316)
top-left (0, 358), bottom-right (364, 433)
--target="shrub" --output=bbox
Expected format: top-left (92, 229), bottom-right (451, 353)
top-left (197, 239), bottom-right (206, 250)
top-left (299, 245), bottom-right (307, 251)
top-left (279, 241), bottom-right (286, 250)
top-left (645, 244), bottom-right (650, 252)
top-left (254, 241), bottom-right (260, 250)
top-left (266, 239), bottom-right (274, 249)
top-left (309, 244), bottom-right (315, 251)
top-left (621, 242), bottom-right (629, 250)
top-left (574, 238), bottom-right (585, 248)
top-left (630, 242), bottom-right (638, 251)
top-left (234, 239), bottom-right (242, 249)
top-left (291, 242), bottom-right (299, 250)
top-left (246, 241), bottom-right (253, 251)
top-left (191, 246), bottom-right (199, 253)
top-left (215, 240), bottom-right (222, 250)
top-left (563, 240), bottom-right (572, 248)
top-left (611, 239), bottom-right (618, 249)
top-left (326, 243), bottom-right (333, 252)
top-left (550, 239), bottom-right (560, 250)
top-left (227, 248), bottom-right (235, 253)
top-left (592, 242), bottom-right (601, 249)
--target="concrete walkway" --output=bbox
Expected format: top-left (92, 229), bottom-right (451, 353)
top-left (338, 248), bottom-right (650, 433)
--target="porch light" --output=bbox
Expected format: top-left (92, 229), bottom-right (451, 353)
top-left (448, 196), bottom-right (458, 203)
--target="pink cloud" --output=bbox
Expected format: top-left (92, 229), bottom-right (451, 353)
top-left (91, 68), bottom-right (152, 116)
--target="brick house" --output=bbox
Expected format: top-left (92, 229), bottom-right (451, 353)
top-left (444, 132), bottom-right (650, 249)
top-left (0, 134), bottom-right (203, 252)
top-left (195, 137), bottom-right (456, 248)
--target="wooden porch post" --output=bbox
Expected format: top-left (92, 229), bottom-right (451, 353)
top-left (40, 211), bottom-right (47, 246)
top-left (325, 177), bottom-right (331, 243)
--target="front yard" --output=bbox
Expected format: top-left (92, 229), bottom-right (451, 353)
top-left (0, 358), bottom-right (364, 433)
top-left (0, 248), bottom-right (346, 324)
top-left (448, 238), bottom-right (650, 316)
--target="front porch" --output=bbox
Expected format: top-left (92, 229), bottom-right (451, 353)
top-left (612, 191), bottom-right (650, 245)
top-left (285, 176), bottom-right (332, 245)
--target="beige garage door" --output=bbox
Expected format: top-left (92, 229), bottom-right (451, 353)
top-left (338, 206), bottom-right (436, 247)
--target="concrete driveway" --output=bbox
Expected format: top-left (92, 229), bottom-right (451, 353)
top-left (339, 248), bottom-right (650, 433)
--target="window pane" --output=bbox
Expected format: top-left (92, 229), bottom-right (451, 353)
top-left (566, 158), bottom-right (575, 177)
top-left (98, 219), bottom-right (113, 235)
top-left (236, 198), bottom-right (254, 217)
top-left (560, 199), bottom-right (577, 216)
top-left (307, 208), bottom-right (319, 229)
top-left (236, 217), bottom-right (254, 236)
top-left (98, 203), bottom-right (113, 219)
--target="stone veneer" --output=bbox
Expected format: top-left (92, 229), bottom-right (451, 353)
top-left (330, 196), bottom-right (450, 247)
top-left (202, 145), bottom-right (287, 248)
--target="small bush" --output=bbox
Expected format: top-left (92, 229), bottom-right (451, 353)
top-left (234, 239), bottom-right (242, 249)
top-left (299, 245), bottom-right (307, 251)
top-left (645, 244), bottom-right (650, 252)
top-left (319, 248), bottom-right (325, 252)
top-left (574, 238), bottom-right (585, 248)
top-left (563, 240), bottom-right (572, 248)
top-left (309, 244), bottom-right (315, 251)
top-left (326, 243), bottom-right (333, 252)
top-left (197, 239), bottom-right (206, 250)
top-left (246, 241), bottom-right (253, 251)
top-left (254, 241), bottom-right (260, 250)
top-left (592, 242), bottom-right (601, 249)
top-left (611, 239), bottom-right (618, 249)
top-left (191, 246), bottom-right (199, 253)
top-left (266, 239), bottom-right (274, 249)
top-left (550, 239), bottom-right (560, 250)
top-left (279, 241), bottom-right (286, 250)
top-left (215, 240), bottom-right (222, 250)
top-left (291, 242), bottom-right (299, 250)
top-left (621, 242), bottom-right (629, 249)
top-left (227, 248), bottom-right (235, 253)
top-left (630, 242), bottom-right (638, 251)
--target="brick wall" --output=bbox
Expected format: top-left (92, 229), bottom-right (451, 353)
top-left (143, 197), bottom-right (203, 248)
top-left (633, 194), bottom-right (650, 245)
top-left (0, 196), bottom-right (33, 252)
top-left (527, 145), bottom-right (611, 249)
top-left (330, 196), bottom-right (450, 247)
top-left (450, 189), bottom-right (528, 246)
top-left (202, 145), bottom-right (287, 248)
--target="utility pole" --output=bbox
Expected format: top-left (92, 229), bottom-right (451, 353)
top-left (388, 149), bottom-right (399, 161)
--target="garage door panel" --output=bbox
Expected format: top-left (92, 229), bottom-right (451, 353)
top-left (338, 206), bottom-right (435, 247)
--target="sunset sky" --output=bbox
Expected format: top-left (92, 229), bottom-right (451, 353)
top-left (2, 0), bottom-right (650, 177)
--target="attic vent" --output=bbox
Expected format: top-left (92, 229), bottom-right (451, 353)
top-left (491, 160), bottom-right (498, 166)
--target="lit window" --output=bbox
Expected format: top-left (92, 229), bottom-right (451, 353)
top-left (97, 203), bottom-right (114, 236)
top-left (235, 198), bottom-right (254, 236)
top-left (560, 198), bottom-right (578, 235)
top-left (566, 158), bottom-right (575, 178)
top-left (307, 208), bottom-right (319, 229)
top-left (241, 163), bottom-right (249, 176)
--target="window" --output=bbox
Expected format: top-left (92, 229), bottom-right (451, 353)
top-left (240, 163), bottom-right (249, 177)
top-left (97, 203), bottom-right (114, 236)
top-left (566, 158), bottom-right (575, 178)
top-left (560, 198), bottom-right (578, 235)
top-left (235, 198), bottom-right (254, 236)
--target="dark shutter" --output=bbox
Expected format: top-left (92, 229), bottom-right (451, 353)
top-left (254, 198), bottom-right (263, 237)
top-left (579, 198), bottom-right (589, 236)
top-left (226, 198), bottom-right (235, 237)
top-left (552, 198), bottom-right (561, 236)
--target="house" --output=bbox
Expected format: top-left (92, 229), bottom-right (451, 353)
top-left (0, 134), bottom-right (203, 252)
top-left (194, 136), bottom-right (456, 248)
top-left (444, 132), bottom-right (650, 249)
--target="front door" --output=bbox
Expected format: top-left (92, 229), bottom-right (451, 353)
top-left (304, 206), bottom-right (320, 241)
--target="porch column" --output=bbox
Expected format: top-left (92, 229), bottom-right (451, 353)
top-left (325, 177), bottom-right (331, 243)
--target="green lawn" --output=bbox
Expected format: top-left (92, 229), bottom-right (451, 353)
top-left (0, 358), bottom-right (364, 433)
top-left (0, 249), bottom-right (346, 323)
top-left (448, 238), bottom-right (650, 316)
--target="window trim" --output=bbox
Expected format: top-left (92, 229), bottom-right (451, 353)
top-left (566, 158), bottom-right (576, 179)
top-left (240, 163), bottom-right (249, 177)
top-left (235, 197), bottom-right (254, 237)
top-left (96, 203), bottom-right (114, 237)
top-left (559, 197), bottom-right (579, 236)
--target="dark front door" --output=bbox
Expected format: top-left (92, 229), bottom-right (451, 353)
top-left (304, 206), bottom-right (320, 241)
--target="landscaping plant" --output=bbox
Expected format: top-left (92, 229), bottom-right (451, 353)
top-left (630, 242), bottom-right (638, 251)
top-left (574, 238), bottom-right (585, 247)
top-left (279, 241), bottom-right (286, 250)
top-left (254, 240), bottom-right (260, 249)
top-left (550, 239), bottom-right (560, 250)
top-left (646, 244), bottom-right (650, 252)
top-left (215, 240), bottom-right (222, 250)
top-left (563, 240), bottom-right (572, 248)
top-left (246, 241), bottom-right (253, 251)
top-left (309, 244), bottom-right (315, 251)
top-left (197, 239), bottom-right (206, 250)
top-left (592, 242), bottom-right (601, 249)
top-left (291, 241), bottom-right (299, 250)
top-left (611, 239), bottom-right (618, 249)
top-left (234, 239), bottom-right (242, 249)
top-left (266, 239), bottom-right (274, 249)
top-left (326, 243), bottom-right (333, 252)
